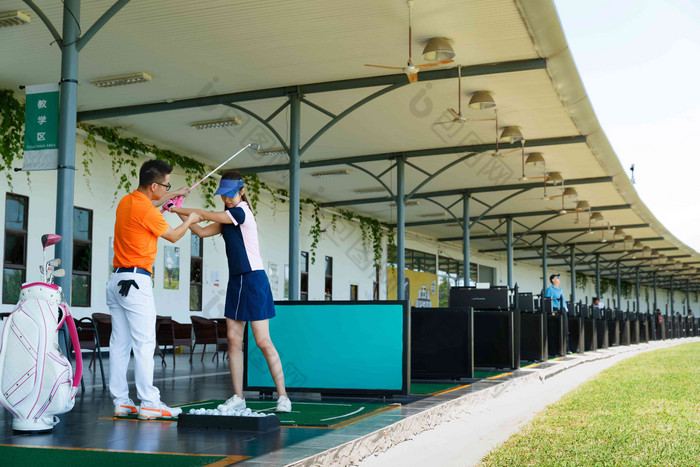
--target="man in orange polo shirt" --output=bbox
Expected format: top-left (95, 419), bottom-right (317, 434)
top-left (107, 160), bottom-right (202, 420)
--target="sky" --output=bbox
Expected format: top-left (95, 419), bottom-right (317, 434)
top-left (553, 0), bottom-right (700, 253)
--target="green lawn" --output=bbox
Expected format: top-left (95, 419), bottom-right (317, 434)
top-left (481, 342), bottom-right (700, 466)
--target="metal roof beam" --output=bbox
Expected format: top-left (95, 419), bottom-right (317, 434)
top-left (241, 135), bottom-right (586, 176)
top-left (480, 235), bottom-right (661, 253)
top-left (439, 223), bottom-right (649, 242)
top-left (514, 246), bottom-right (676, 261)
top-left (322, 173), bottom-right (606, 208)
top-left (77, 58), bottom-right (547, 121)
top-left (406, 204), bottom-right (629, 228)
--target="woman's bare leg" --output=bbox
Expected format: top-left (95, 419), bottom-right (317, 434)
top-left (226, 318), bottom-right (246, 397)
top-left (250, 320), bottom-right (287, 398)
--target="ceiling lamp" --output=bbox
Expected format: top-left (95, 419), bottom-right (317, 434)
top-left (421, 37), bottom-right (455, 62)
top-left (390, 200), bottom-right (420, 207)
top-left (563, 188), bottom-right (578, 198)
top-left (0, 10), bottom-right (30, 27)
top-left (311, 169), bottom-right (351, 178)
top-left (499, 126), bottom-right (524, 143)
top-left (90, 72), bottom-right (152, 87)
top-left (190, 118), bottom-right (242, 130)
top-left (547, 171), bottom-right (564, 184)
top-left (633, 241), bottom-right (643, 249)
top-left (257, 148), bottom-right (286, 157)
top-left (468, 91), bottom-right (496, 110)
top-left (624, 235), bottom-right (634, 243)
top-left (525, 152), bottom-right (545, 166)
top-left (613, 229), bottom-right (625, 238)
top-left (642, 246), bottom-right (651, 255)
top-left (589, 212), bottom-right (604, 222)
top-left (576, 200), bottom-right (591, 211)
top-left (354, 187), bottom-right (386, 195)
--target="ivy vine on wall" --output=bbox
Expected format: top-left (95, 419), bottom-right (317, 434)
top-left (575, 273), bottom-right (589, 290)
top-left (2, 88), bottom-right (395, 269)
top-left (78, 123), bottom-right (218, 208)
top-left (0, 89), bottom-right (25, 186)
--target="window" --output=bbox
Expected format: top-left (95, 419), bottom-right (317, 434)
top-left (478, 264), bottom-right (496, 286)
top-left (388, 247), bottom-right (437, 274)
top-left (350, 284), bottom-right (358, 301)
top-left (3, 194), bottom-right (28, 304)
top-left (373, 266), bottom-right (379, 300)
top-left (190, 234), bottom-right (203, 311)
top-left (72, 207), bottom-right (92, 307)
top-left (300, 251), bottom-right (309, 301)
top-left (324, 256), bottom-right (333, 301)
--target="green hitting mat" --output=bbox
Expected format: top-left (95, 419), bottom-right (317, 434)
top-left (0, 445), bottom-right (244, 467)
top-left (116, 400), bottom-right (399, 428)
top-left (410, 382), bottom-right (465, 395)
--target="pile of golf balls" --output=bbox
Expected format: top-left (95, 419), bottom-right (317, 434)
top-left (187, 407), bottom-right (272, 417)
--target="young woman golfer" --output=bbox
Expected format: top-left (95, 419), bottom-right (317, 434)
top-left (171, 171), bottom-right (290, 413)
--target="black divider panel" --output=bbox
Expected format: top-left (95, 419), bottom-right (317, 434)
top-left (568, 317), bottom-right (584, 353)
top-left (584, 318), bottom-right (598, 351)
top-left (608, 320), bottom-right (620, 346)
top-left (411, 307), bottom-right (473, 380)
top-left (597, 319), bottom-right (609, 349)
top-left (474, 311), bottom-right (515, 370)
top-left (520, 313), bottom-right (545, 362)
top-left (547, 314), bottom-right (565, 358)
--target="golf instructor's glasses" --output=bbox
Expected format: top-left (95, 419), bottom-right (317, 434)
top-left (155, 182), bottom-right (171, 191)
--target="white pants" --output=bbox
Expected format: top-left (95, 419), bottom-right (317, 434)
top-left (106, 272), bottom-right (160, 407)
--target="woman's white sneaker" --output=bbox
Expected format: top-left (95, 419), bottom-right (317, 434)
top-left (218, 394), bottom-right (246, 411)
top-left (276, 396), bottom-right (292, 413)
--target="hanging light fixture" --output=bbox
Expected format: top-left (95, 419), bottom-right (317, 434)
top-left (576, 200), bottom-right (591, 211)
top-left (499, 126), bottom-right (524, 144)
top-left (590, 212), bottom-right (604, 222)
top-left (547, 172), bottom-right (564, 184)
top-left (468, 91), bottom-right (496, 110)
top-left (525, 152), bottom-right (545, 166)
top-left (421, 37), bottom-right (456, 61)
top-left (563, 188), bottom-right (578, 198)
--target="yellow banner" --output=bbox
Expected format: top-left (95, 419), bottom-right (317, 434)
top-left (387, 267), bottom-right (438, 308)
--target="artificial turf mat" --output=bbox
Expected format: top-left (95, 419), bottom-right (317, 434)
top-left (473, 370), bottom-right (509, 378)
top-left (117, 400), bottom-right (399, 428)
top-left (0, 445), bottom-right (242, 466)
top-left (410, 382), bottom-right (463, 395)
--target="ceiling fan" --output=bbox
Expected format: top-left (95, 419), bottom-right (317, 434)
top-left (435, 67), bottom-right (496, 124)
top-left (364, 0), bottom-right (454, 83)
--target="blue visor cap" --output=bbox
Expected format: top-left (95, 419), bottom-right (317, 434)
top-left (215, 179), bottom-right (244, 198)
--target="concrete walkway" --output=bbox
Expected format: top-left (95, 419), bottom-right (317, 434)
top-left (344, 338), bottom-right (698, 467)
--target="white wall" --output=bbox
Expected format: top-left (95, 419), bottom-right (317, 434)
top-left (1, 133), bottom-right (697, 320)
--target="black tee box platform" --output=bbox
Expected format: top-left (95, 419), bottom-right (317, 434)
top-left (178, 414), bottom-right (281, 432)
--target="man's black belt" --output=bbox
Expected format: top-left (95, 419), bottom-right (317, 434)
top-left (114, 267), bottom-right (151, 277)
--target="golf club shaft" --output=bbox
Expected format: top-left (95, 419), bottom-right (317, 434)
top-left (190, 143), bottom-right (253, 190)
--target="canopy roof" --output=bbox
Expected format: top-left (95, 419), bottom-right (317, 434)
top-left (1, 0), bottom-right (697, 288)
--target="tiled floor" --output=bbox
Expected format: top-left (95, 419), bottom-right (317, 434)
top-left (0, 352), bottom-right (537, 466)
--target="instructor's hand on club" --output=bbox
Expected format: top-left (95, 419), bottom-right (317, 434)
top-left (187, 211), bottom-right (203, 224)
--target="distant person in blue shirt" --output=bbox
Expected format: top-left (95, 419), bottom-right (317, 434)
top-left (545, 274), bottom-right (571, 353)
top-left (545, 274), bottom-right (568, 313)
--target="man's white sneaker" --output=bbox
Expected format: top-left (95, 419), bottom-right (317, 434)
top-left (113, 399), bottom-right (138, 417)
top-left (137, 402), bottom-right (182, 420)
top-left (218, 394), bottom-right (246, 411)
top-left (276, 396), bottom-right (292, 413)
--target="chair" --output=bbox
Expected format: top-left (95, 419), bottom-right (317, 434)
top-left (91, 313), bottom-right (112, 351)
top-left (190, 316), bottom-right (218, 362)
top-left (155, 316), bottom-right (193, 367)
top-left (212, 318), bottom-right (229, 361)
top-left (72, 317), bottom-right (106, 390)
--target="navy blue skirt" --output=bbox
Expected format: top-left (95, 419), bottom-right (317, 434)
top-left (224, 270), bottom-right (276, 322)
